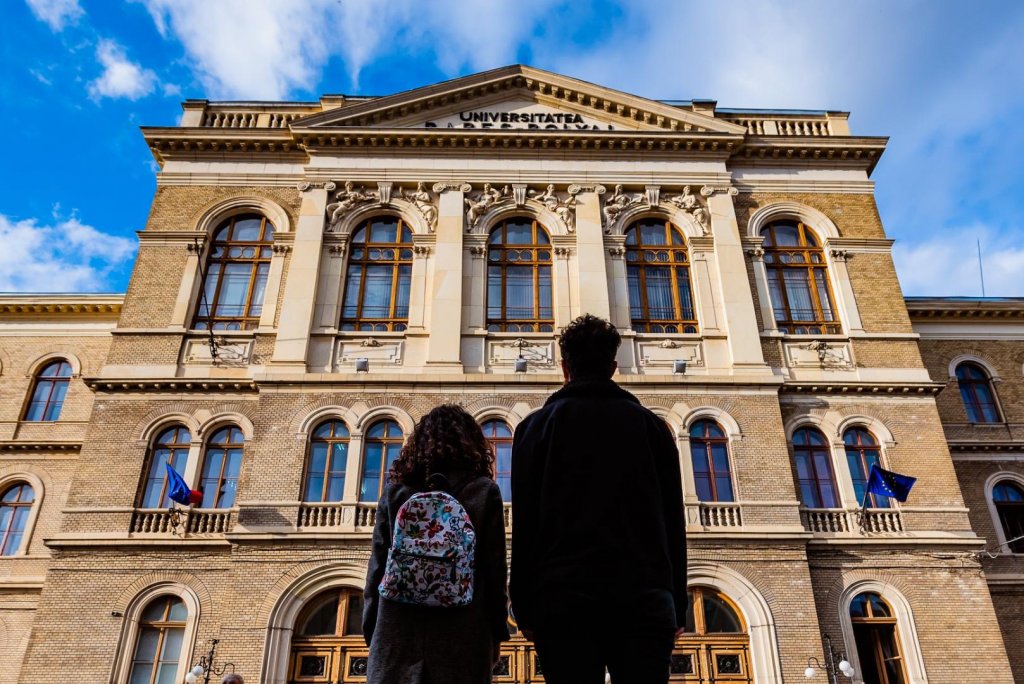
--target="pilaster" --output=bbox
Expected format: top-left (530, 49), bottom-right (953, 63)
top-left (572, 187), bottom-right (611, 320)
top-left (424, 183), bottom-right (467, 371)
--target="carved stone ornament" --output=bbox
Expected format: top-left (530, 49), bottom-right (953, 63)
top-left (829, 249), bottom-right (851, 262)
top-left (361, 337), bottom-right (382, 347)
top-left (327, 244), bottom-right (346, 257)
top-left (186, 240), bottom-right (206, 254)
top-left (464, 183), bottom-right (509, 228)
top-left (607, 246), bottom-right (626, 258)
top-left (431, 182), bottom-right (472, 194)
top-left (666, 185), bottom-right (711, 235)
top-left (567, 183), bottom-right (607, 196)
top-left (297, 181), bottom-right (338, 192)
top-left (700, 185), bottom-right (739, 198)
top-left (554, 246), bottom-right (572, 258)
top-left (325, 181), bottom-right (380, 232)
top-left (413, 245), bottom-right (432, 257)
top-left (469, 245), bottom-right (487, 257)
top-left (529, 184), bottom-right (577, 232)
top-left (602, 184), bottom-right (644, 232)
top-left (272, 244), bottom-right (292, 255)
top-left (463, 183), bottom-right (578, 233)
top-left (744, 246), bottom-right (765, 259)
top-left (399, 182), bottom-right (438, 231)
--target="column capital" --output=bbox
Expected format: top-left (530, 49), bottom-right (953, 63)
top-left (700, 184), bottom-right (739, 198)
top-left (431, 181), bottom-right (472, 193)
top-left (567, 183), bottom-right (607, 195)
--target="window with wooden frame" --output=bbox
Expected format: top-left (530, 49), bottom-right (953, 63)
top-left (340, 216), bottom-right (414, 332)
top-left (760, 221), bottom-right (840, 334)
top-left (304, 420), bottom-right (350, 503)
top-left (289, 588), bottom-right (366, 684)
top-left (139, 426), bottom-right (192, 509)
top-left (993, 480), bottom-right (1024, 553)
top-left (673, 587), bottom-right (752, 682)
top-left (849, 592), bottom-right (908, 684)
top-left (23, 358), bottom-right (72, 422)
top-left (844, 427), bottom-right (890, 509)
top-left (486, 218), bottom-right (554, 332)
top-left (955, 362), bottom-right (1002, 423)
top-left (193, 213), bottom-right (275, 330)
top-left (359, 420), bottom-right (403, 502)
top-left (689, 420), bottom-right (734, 502)
top-left (792, 427), bottom-right (840, 508)
top-left (626, 218), bottom-right (698, 333)
top-left (198, 426), bottom-right (244, 509)
top-left (482, 419), bottom-right (513, 502)
top-left (0, 483), bottom-right (34, 556)
top-left (127, 596), bottom-right (188, 684)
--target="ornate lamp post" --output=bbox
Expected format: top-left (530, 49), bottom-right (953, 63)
top-left (804, 633), bottom-right (855, 683)
top-left (184, 639), bottom-right (236, 684)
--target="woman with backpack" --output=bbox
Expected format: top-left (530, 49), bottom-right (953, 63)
top-left (363, 404), bottom-right (510, 684)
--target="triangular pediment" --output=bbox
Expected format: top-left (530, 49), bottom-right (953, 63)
top-left (294, 65), bottom-right (745, 135)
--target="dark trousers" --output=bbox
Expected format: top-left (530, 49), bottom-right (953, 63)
top-left (532, 627), bottom-right (676, 684)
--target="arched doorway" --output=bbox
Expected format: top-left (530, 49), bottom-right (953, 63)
top-left (288, 588), bottom-right (368, 684)
top-left (849, 592), bottom-right (908, 684)
top-left (673, 587), bottom-right (752, 683)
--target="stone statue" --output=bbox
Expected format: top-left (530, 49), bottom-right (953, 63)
top-left (667, 185), bottom-right (710, 234)
top-left (326, 181), bottom-right (378, 231)
top-left (402, 182), bottom-right (437, 231)
top-left (602, 184), bottom-right (639, 231)
top-left (531, 184), bottom-right (577, 232)
top-left (465, 183), bottom-right (504, 227)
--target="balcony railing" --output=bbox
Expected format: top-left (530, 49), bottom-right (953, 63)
top-left (130, 508), bottom-right (233, 536)
top-left (800, 508), bottom-right (904, 535)
top-left (697, 503), bottom-right (743, 528)
top-left (296, 502), bottom-right (378, 530)
top-left (721, 115), bottom-right (835, 137)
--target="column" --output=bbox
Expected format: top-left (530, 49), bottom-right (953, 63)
top-left (704, 186), bottom-right (767, 370)
top-left (424, 183), bottom-right (468, 371)
top-left (571, 185), bottom-right (612, 320)
top-left (743, 240), bottom-right (777, 334)
top-left (823, 245), bottom-right (864, 334)
top-left (271, 184), bottom-right (329, 367)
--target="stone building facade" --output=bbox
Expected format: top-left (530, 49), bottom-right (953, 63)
top-left (0, 65), bottom-right (1021, 683)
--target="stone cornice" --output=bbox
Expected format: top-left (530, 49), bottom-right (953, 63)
top-left (735, 135), bottom-right (888, 173)
top-left (84, 378), bottom-right (259, 393)
top-left (0, 296), bottom-right (123, 318)
top-left (781, 381), bottom-right (945, 396)
top-left (905, 297), bottom-right (1024, 320)
top-left (0, 441), bottom-right (82, 453)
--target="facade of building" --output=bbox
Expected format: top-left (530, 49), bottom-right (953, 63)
top-left (0, 65), bottom-right (1021, 683)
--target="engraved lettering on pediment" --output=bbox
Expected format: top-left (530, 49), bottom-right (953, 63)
top-left (416, 99), bottom-right (625, 131)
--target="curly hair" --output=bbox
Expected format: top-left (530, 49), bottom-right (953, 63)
top-left (389, 404), bottom-right (495, 488)
top-left (559, 313), bottom-right (621, 378)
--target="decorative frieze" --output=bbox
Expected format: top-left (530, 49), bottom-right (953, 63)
top-left (326, 181), bottom-right (380, 231)
top-left (464, 183), bottom-right (579, 233)
top-left (465, 183), bottom-right (508, 227)
top-left (400, 182), bottom-right (438, 230)
top-left (335, 337), bottom-right (404, 369)
top-left (602, 184), bottom-right (644, 231)
top-left (529, 184), bottom-right (577, 232)
top-left (666, 186), bottom-right (710, 235)
top-left (784, 340), bottom-right (854, 369)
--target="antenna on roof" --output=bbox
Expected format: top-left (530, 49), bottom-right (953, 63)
top-left (977, 238), bottom-right (986, 297)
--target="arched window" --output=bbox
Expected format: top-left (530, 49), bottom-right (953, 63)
top-left (850, 592), bottom-right (907, 684)
top-left (128, 596), bottom-right (187, 684)
top-left (486, 218), bottom-right (553, 332)
top-left (956, 362), bottom-right (1001, 423)
top-left (482, 419), bottom-right (513, 502)
top-left (760, 221), bottom-right (839, 334)
top-left (359, 420), bottom-right (403, 502)
top-left (340, 216), bottom-right (414, 332)
top-left (289, 588), bottom-right (365, 682)
top-left (993, 480), bottom-right (1024, 553)
top-left (674, 587), bottom-right (751, 680)
top-left (194, 213), bottom-right (274, 330)
top-left (0, 483), bottom-right (34, 556)
top-left (625, 218), bottom-right (698, 333)
top-left (198, 426), bottom-right (244, 509)
top-left (139, 426), bottom-right (192, 508)
top-left (792, 427), bottom-right (839, 508)
top-left (23, 359), bottom-right (72, 422)
top-left (689, 420), bottom-right (734, 502)
top-left (844, 428), bottom-right (889, 509)
top-left (304, 420), bottom-right (350, 503)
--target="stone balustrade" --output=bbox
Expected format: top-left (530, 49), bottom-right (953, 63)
top-left (200, 110), bottom-right (307, 129)
top-left (129, 508), bottom-right (233, 535)
top-left (697, 502), bottom-right (743, 528)
top-left (800, 508), bottom-right (905, 535)
top-left (721, 116), bottom-right (834, 136)
top-left (296, 502), bottom-right (378, 530)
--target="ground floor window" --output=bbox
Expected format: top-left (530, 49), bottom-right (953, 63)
top-left (850, 592), bottom-right (907, 684)
top-left (288, 588), bottom-right (366, 684)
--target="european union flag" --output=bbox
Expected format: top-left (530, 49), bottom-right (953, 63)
top-left (164, 463), bottom-right (201, 506)
top-left (866, 464), bottom-right (916, 503)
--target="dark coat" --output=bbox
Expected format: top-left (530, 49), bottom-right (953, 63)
top-left (509, 378), bottom-right (687, 633)
top-left (363, 474), bottom-right (510, 684)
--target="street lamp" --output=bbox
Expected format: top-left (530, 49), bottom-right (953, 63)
top-left (804, 633), bottom-right (855, 682)
top-left (184, 639), bottom-right (235, 684)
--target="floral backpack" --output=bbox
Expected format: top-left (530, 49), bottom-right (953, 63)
top-left (379, 481), bottom-right (476, 608)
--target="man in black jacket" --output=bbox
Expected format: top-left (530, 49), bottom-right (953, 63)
top-left (510, 314), bottom-right (687, 684)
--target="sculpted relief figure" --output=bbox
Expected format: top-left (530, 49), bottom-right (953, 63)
top-left (401, 182), bottom-right (438, 231)
top-left (465, 183), bottom-right (505, 227)
top-left (667, 185), bottom-right (710, 234)
top-left (530, 184), bottom-right (577, 232)
top-left (602, 184), bottom-right (641, 232)
top-left (326, 181), bottom-right (379, 231)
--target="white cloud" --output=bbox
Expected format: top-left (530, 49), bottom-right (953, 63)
top-left (87, 40), bottom-right (158, 101)
top-left (25, 0), bottom-right (83, 31)
top-left (0, 213), bottom-right (136, 292)
top-left (893, 225), bottom-right (1024, 297)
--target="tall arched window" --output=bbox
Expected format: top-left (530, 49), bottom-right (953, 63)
top-left (194, 214), bottom-right (274, 330)
top-left (689, 420), bottom-right (734, 502)
top-left (956, 362), bottom-right (1001, 423)
top-left (304, 420), bottom-right (350, 503)
top-left (340, 216), bottom-right (414, 332)
top-left (625, 218), bottom-right (698, 333)
top-left (486, 218), bottom-right (553, 332)
top-left (140, 426), bottom-right (192, 508)
top-left (792, 427), bottom-right (839, 508)
top-left (23, 359), bottom-right (72, 422)
top-left (993, 480), bottom-right (1024, 553)
top-left (198, 426), bottom-right (244, 509)
top-left (128, 596), bottom-right (187, 684)
top-left (850, 592), bottom-right (907, 684)
top-left (844, 428), bottom-right (889, 509)
top-left (760, 221), bottom-right (839, 334)
top-left (289, 588), bottom-right (366, 683)
top-left (359, 420), bottom-right (403, 502)
top-left (674, 587), bottom-right (752, 681)
top-left (482, 419), bottom-right (513, 502)
top-left (0, 483), bottom-right (34, 556)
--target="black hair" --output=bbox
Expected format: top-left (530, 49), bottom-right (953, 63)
top-left (558, 314), bottom-right (621, 379)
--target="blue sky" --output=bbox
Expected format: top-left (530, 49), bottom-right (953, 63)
top-left (2, 0), bottom-right (1023, 296)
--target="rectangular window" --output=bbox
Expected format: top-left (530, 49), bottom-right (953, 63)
top-left (644, 267), bottom-right (674, 320)
top-left (361, 265), bottom-right (394, 319)
top-left (341, 265), bottom-right (362, 319)
top-left (249, 262), bottom-right (270, 317)
top-left (487, 266), bottom-right (503, 321)
top-left (394, 264), bottom-right (412, 318)
top-left (214, 263), bottom-right (254, 318)
top-left (505, 266), bottom-right (535, 320)
top-left (782, 270), bottom-right (815, 321)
